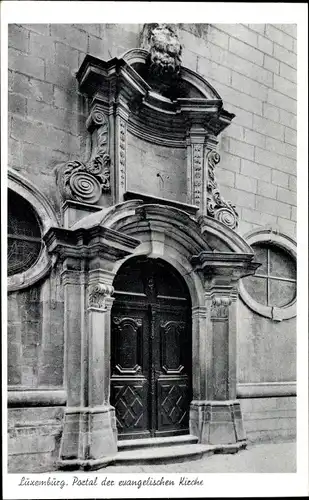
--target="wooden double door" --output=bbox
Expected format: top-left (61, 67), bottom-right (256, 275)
top-left (110, 257), bottom-right (192, 440)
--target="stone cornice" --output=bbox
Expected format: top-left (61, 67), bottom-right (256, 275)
top-left (43, 225), bottom-right (140, 263)
top-left (191, 251), bottom-right (260, 283)
top-left (76, 53), bottom-right (235, 142)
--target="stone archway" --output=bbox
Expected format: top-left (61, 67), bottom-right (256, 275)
top-left (44, 199), bottom-right (259, 470)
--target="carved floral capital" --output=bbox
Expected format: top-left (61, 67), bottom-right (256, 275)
top-left (210, 296), bottom-right (232, 319)
top-left (88, 283), bottom-right (114, 309)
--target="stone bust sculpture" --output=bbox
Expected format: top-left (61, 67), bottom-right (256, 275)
top-left (140, 23), bottom-right (182, 97)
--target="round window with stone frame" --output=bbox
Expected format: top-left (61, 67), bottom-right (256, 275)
top-left (239, 229), bottom-right (297, 321)
top-left (8, 190), bottom-right (43, 277)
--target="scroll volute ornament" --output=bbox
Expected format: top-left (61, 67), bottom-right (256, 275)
top-left (206, 150), bottom-right (239, 230)
top-left (56, 107), bottom-right (111, 205)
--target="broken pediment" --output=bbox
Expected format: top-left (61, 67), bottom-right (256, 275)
top-left (56, 24), bottom-right (239, 233)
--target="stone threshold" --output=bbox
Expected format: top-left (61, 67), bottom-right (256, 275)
top-left (57, 439), bottom-right (247, 471)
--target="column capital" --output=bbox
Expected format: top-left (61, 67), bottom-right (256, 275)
top-left (88, 283), bottom-right (114, 310)
top-left (210, 295), bottom-right (232, 320)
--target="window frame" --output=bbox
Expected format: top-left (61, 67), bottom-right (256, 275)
top-left (8, 170), bottom-right (59, 292)
top-left (239, 228), bottom-right (297, 321)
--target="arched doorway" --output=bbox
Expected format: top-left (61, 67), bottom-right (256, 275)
top-left (111, 256), bottom-right (192, 440)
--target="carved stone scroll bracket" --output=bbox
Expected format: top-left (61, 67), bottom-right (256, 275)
top-left (56, 106), bottom-right (111, 206)
top-left (206, 150), bottom-right (239, 230)
top-left (88, 283), bottom-right (114, 310)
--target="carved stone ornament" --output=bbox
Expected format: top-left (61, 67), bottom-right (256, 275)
top-left (206, 150), bottom-right (239, 230)
top-left (210, 296), bottom-right (232, 319)
top-left (140, 23), bottom-right (182, 95)
top-left (193, 144), bottom-right (203, 207)
top-left (56, 109), bottom-right (111, 205)
top-left (88, 283), bottom-right (114, 309)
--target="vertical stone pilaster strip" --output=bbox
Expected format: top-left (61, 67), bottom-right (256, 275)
top-left (186, 127), bottom-right (207, 213)
top-left (115, 100), bottom-right (130, 203)
top-left (228, 292), bottom-right (238, 400)
top-left (210, 295), bottom-right (231, 401)
top-left (191, 306), bottom-right (208, 400)
top-left (59, 259), bottom-right (87, 461)
top-left (87, 283), bottom-right (114, 407)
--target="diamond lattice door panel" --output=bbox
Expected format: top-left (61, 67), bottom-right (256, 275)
top-left (110, 257), bottom-right (192, 439)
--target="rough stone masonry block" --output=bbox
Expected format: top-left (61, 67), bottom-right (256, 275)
top-left (229, 37), bottom-right (264, 66)
top-left (45, 63), bottom-right (76, 90)
top-left (277, 187), bottom-right (296, 206)
top-left (271, 169), bottom-right (289, 188)
top-left (235, 173), bottom-right (257, 194)
top-left (273, 43), bottom-right (297, 69)
top-left (55, 42), bottom-right (80, 70)
top-left (267, 88), bottom-right (296, 115)
top-left (255, 147), bottom-right (296, 175)
top-left (240, 159), bottom-right (271, 182)
top-left (257, 180), bottom-right (277, 199)
top-left (265, 25), bottom-right (294, 52)
top-left (215, 167), bottom-right (235, 188)
top-left (277, 217), bottom-right (296, 238)
top-left (255, 195), bottom-right (291, 219)
top-left (244, 129), bottom-right (266, 148)
top-left (197, 56), bottom-right (231, 87)
top-left (12, 72), bottom-right (54, 104)
top-left (50, 24), bottom-right (88, 53)
top-left (220, 185), bottom-right (256, 210)
top-left (8, 25), bottom-right (30, 52)
top-left (29, 32), bottom-right (55, 61)
top-left (253, 115), bottom-right (284, 141)
top-left (229, 138), bottom-right (254, 161)
top-left (257, 34), bottom-right (273, 56)
top-left (280, 62), bottom-right (297, 83)
top-left (263, 54), bottom-right (280, 74)
top-left (9, 48), bottom-right (45, 80)
top-left (266, 137), bottom-right (296, 160)
top-left (8, 93), bottom-right (27, 116)
top-left (231, 71), bottom-right (268, 101)
top-left (11, 116), bottom-right (80, 153)
top-left (284, 127), bottom-right (297, 146)
top-left (241, 207), bottom-right (277, 227)
top-left (23, 24), bottom-right (50, 36)
top-left (274, 74), bottom-right (297, 100)
top-left (218, 24), bottom-right (258, 48)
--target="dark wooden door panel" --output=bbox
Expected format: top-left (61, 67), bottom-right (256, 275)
top-left (157, 377), bottom-right (191, 435)
top-left (111, 378), bottom-right (149, 438)
top-left (111, 257), bottom-right (192, 439)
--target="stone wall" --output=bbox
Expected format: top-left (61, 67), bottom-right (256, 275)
top-left (8, 23), bottom-right (297, 239)
top-left (7, 23), bottom-right (297, 467)
top-left (178, 23), bottom-right (297, 239)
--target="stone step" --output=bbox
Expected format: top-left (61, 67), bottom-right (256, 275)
top-left (117, 434), bottom-right (199, 452)
top-left (114, 443), bottom-right (216, 466)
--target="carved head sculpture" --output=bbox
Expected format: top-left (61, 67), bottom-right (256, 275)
top-left (141, 23), bottom-right (182, 95)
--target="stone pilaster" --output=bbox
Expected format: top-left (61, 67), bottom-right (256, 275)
top-left (190, 251), bottom-right (259, 447)
top-left (114, 98), bottom-right (130, 204)
top-left (43, 224), bottom-right (140, 470)
top-left (186, 126), bottom-right (207, 213)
